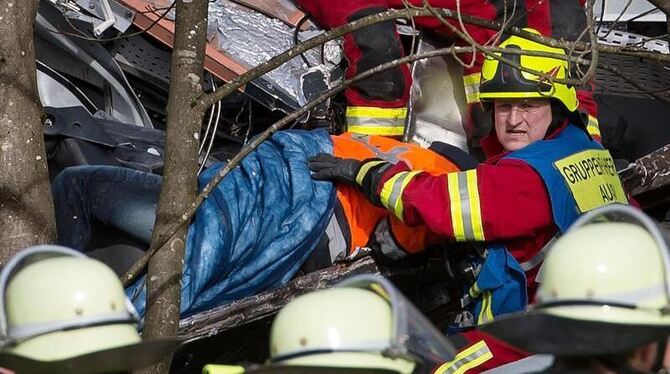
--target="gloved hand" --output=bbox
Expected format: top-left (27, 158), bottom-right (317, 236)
top-left (309, 153), bottom-right (362, 185)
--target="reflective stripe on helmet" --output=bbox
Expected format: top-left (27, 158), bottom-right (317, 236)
top-left (447, 171), bottom-right (485, 241)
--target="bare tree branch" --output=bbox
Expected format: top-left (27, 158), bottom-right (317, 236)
top-left (583, 0), bottom-right (599, 84)
top-left (137, 0), bottom-right (209, 373)
top-left (0, 0), bottom-right (57, 261)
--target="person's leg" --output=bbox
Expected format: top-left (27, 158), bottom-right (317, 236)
top-left (295, 0), bottom-right (410, 136)
top-left (52, 165), bottom-right (162, 250)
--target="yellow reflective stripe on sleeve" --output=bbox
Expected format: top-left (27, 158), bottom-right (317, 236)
top-left (379, 171), bottom-right (422, 220)
top-left (447, 170), bottom-right (485, 241)
top-left (463, 73), bottom-right (481, 104)
top-left (477, 290), bottom-right (495, 325)
top-left (347, 106), bottom-right (407, 136)
top-left (434, 340), bottom-right (493, 374)
top-left (355, 160), bottom-right (387, 186)
top-left (447, 173), bottom-right (465, 241)
top-left (587, 115), bottom-right (601, 138)
top-left (465, 170), bottom-right (485, 241)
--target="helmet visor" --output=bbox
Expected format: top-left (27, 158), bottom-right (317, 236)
top-left (336, 275), bottom-right (456, 366)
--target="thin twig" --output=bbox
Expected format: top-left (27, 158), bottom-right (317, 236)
top-left (582, 0), bottom-right (599, 85)
top-left (423, 0), bottom-right (477, 68)
top-left (401, 0), bottom-right (418, 55)
top-left (601, 0), bottom-right (634, 39)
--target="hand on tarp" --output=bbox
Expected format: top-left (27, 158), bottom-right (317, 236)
top-left (309, 153), bottom-right (361, 185)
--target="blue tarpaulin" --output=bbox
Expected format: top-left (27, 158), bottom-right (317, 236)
top-left (127, 129), bottom-right (335, 317)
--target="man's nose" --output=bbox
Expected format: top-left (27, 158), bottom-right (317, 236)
top-left (507, 106), bottom-right (524, 126)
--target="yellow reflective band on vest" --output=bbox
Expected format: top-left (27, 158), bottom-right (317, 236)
top-left (463, 73), bottom-right (481, 104)
top-left (434, 340), bottom-right (493, 374)
top-left (477, 290), bottom-right (495, 325)
top-left (347, 106), bottom-right (407, 136)
top-left (469, 282), bottom-right (481, 299)
top-left (587, 115), bottom-right (601, 138)
top-left (554, 149), bottom-right (627, 212)
top-left (356, 160), bottom-right (387, 186)
top-left (447, 170), bottom-right (485, 241)
top-left (380, 171), bottom-right (422, 221)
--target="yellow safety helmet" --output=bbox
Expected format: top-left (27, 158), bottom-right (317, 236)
top-left (479, 28), bottom-right (578, 112)
top-left (483, 204), bottom-right (670, 355)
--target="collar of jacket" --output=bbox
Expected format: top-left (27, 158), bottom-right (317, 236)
top-left (480, 119), bottom-right (570, 163)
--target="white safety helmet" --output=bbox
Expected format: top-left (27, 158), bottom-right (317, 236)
top-left (0, 245), bottom-right (179, 373)
top-left (204, 275), bottom-right (456, 374)
top-left (483, 204), bottom-right (670, 355)
top-left (272, 275), bottom-right (456, 372)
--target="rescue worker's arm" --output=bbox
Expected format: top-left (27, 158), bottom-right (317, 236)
top-left (309, 154), bottom-right (553, 242)
top-left (366, 160), bottom-right (554, 241)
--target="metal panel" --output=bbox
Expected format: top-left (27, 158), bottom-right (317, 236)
top-left (598, 27), bottom-right (669, 53)
top-left (594, 0), bottom-right (665, 22)
top-left (594, 54), bottom-right (670, 98)
top-left (405, 37), bottom-right (468, 150)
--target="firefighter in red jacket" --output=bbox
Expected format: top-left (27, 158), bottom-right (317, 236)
top-left (309, 29), bottom-right (628, 372)
top-left (294, 0), bottom-right (601, 145)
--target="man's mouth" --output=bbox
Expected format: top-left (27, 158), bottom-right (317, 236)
top-left (507, 128), bottom-right (526, 135)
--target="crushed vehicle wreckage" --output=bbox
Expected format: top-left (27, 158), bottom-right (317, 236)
top-left (33, 0), bottom-right (670, 371)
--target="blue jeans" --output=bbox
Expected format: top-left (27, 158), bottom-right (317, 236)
top-left (52, 165), bottom-right (162, 250)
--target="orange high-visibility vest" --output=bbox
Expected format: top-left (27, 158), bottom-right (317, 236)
top-left (332, 133), bottom-right (462, 255)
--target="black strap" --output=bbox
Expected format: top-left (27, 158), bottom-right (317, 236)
top-left (428, 142), bottom-right (478, 171)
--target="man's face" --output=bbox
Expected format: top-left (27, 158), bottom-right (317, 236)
top-left (494, 99), bottom-right (553, 152)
